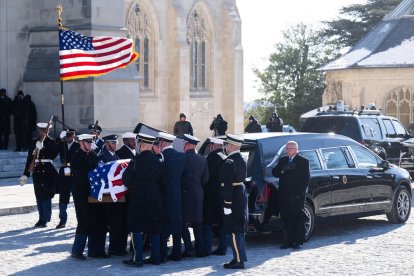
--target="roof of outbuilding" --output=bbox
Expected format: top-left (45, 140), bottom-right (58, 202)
top-left (321, 0), bottom-right (414, 71)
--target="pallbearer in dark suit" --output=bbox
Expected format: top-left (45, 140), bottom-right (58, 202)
top-left (122, 133), bottom-right (164, 267)
top-left (203, 137), bottom-right (227, 255)
top-left (56, 128), bottom-right (79, 229)
top-left (116, 132), bottom-right (137, 159)
top-left (70, 134), bottom-right (98, 260)
top-left (181, 134), bottom-right (209, 258)
top-left (272, 141), bottom-right (310, 249)
top-left (158, 132), bottom-right (189, 261)
top-left (20, 122), bottom-right (59, 227)
top-left (219, 134), bottom-right (248, 269)
top-left (98, 134), bottom-right (119, 163)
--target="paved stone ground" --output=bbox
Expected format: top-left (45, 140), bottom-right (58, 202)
top-left (0, 197), bottom-right (413, 276)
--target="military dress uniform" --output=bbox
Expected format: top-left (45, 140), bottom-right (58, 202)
top-left (71, 134), bottom-right (99, 259)
top-left (23, 123), bottom-right (59, 227)
top-left (122, 133), bottom-right (164, 267)
top-left (219, 134), bottom-right (248, 269)
top-left (181, 134), bottom-right (209, 257)
top-left (88, 123), bottom-right (104, 155)
top-left (56, 129), bottom-right (79, 228)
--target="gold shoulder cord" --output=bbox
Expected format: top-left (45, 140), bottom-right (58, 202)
top-left (56, 4), bottom-right (68, 30)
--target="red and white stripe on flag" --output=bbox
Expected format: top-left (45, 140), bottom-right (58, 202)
top-left (59, 29), bottom-right (139, 81)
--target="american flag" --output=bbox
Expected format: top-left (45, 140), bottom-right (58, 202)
top-left (88, 159), bottom-right (130, 202)
top-left (59, 29), bottom-right (139, 80)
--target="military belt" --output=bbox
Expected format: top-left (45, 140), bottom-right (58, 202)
top-left (221, 182), bottom-right (244, 187)
top-left (35, 159), bottom-right (53, 163)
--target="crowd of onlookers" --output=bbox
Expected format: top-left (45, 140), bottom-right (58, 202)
top-left (0, 88), bottom-right (37, 151)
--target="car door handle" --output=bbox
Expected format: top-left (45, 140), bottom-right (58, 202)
top-left (366, 175), bottom-right (373, 179)
top-left (332, 176), bottom-right (340, 179)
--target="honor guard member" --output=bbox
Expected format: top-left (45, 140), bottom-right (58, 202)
top-left (116, 132), bottom-right (137, 159)
top-left (99, 134), bottom-right (120, 163)
top-left (122, 133), bottom-right (164, 267)
top-left (203, 137), bottom-right (227, 255)
top-left (181, 134), bottom-right (209, 258)
top-left (70, 134), bottom-right (99, 260)
top-left (272, 141), bottom-right (310, 249)
top-left (88, 123), bottom-right (104, 155)
top-left (158, 132), bottom-right (189, 262)
top-left (219, 134), bottom-right (248, 269)
top-left (20, 122), bottom-right (59, 227)
top-left (56, 128), bottom-right (79, 229)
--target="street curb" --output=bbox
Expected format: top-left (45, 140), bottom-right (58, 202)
top-left (0, 202), bottom-right (73, 217)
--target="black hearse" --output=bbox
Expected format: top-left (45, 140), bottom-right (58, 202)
top-left (201, 132), bottom-right (412, 241)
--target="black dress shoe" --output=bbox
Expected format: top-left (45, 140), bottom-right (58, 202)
top-left (34, 220), bottom-right (42, 227)
top-left (123, 259), bottom-right (143, 267)
top-left (181, 250), bottom-right (195, 258)
top-left (279, 243), bottom-right (294, 249)
top-left (71, 253), bottom-right (86, 260)
top-left (223, 259), bottom-right (237, 268)
top-left (55, 222), bottom-right (66, 229)
top-left (168, 254), bottom-right (181, 261)
top-left (211, 249), bottom-right (226, 256)
top-left (39, 222), bottom-right (47, 228)
top-left (224, 261), bottom-right (245, 269)
top-left (143, 257), bottom-right (160, 265)
top-left (292, 243), bottom-right (303, 249)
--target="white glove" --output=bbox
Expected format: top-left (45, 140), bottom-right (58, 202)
top-left (19, 175), bottom-right (28, 186)
top-left (59, 130), bottom-right (67, 139)
top-left (91, 142), bottom-right (97, 150)
top-left (224, 207), bottom-right (232, 215)
top-left (35, 141), bottom-right (44, 150)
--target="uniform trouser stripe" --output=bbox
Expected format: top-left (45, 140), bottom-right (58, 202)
top-left (232, 233), bottom-right (240, 262)
top-left (130, 232), bottom-right (136, 262)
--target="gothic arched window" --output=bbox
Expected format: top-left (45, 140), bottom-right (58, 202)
top-left (126, 2), bottom-right (154, 92)
top-left (385, 88), bottom-right (413, 127)
top-left (187, 9), bottom-right (210, 94)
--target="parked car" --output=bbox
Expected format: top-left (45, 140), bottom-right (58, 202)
top-left (200, 132), bottom-right (412, 241)
top-left (261, 125), bottom-right (297, 133)
top-left (301, 106), bottom-right (414, 175)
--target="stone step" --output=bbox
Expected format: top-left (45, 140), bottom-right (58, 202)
top-left (0, 171), bottom-right (22, 178)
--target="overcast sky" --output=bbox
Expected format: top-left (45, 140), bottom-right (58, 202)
top-left (236, 0), bottom-right (366, 102)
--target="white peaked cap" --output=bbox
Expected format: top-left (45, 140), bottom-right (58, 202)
top-left (122, 132), bottom-right (137, 139)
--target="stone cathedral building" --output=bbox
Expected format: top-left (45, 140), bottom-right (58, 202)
top-left (0, 0), bottom-right (243, 139)
top-left (321, 0), bottom-right (414, 128)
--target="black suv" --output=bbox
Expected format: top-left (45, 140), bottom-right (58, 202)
top-left (301, 108), bottom-right (414, 175)
top-left (200, 132), bottom-right (412, 241)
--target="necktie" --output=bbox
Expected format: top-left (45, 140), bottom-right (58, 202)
top-left (288, 157), bottom-right (292, 164)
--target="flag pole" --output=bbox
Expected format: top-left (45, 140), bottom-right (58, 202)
top-left (57, 4), bottom-right (66, 131)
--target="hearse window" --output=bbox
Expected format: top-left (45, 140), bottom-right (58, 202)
top-left (392, 120), bottom-right (408, 138)
top-left (359, 118), bottom-right (382, 139)
top-left (383, 119), bottom-right (396, 138)
top-left (299, 150), bottom-right (322, 171)
top-left (350, 145), bottom-right (379, 168)
top-left (322, 148), bottom-right (350, 169)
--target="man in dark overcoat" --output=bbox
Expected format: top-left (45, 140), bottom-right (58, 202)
top-left (244, 115), bottom-right (262, 133)
top-left (219, 134), bottom-right (248, 269)
top-left (70, 134), bottom-right (98, 260)
top-left (56, 128), bottom-right (79, 229)
top-left (173, 113), bottom-right (193, 136)
top-left (20, 122), bottom-right (59, 227)
top-left (23, 94), bottom-right (37, 145)
top-left (0, 88), bottom-right (13, 150)
top-left (13, 90), bottom-right (29, 151)
top-left (272, 140), bottom-right (310, 249)
top-left (202, 137), bottom-right (227, 255)
top-left (181, 134), bottom-right (209, 258)
top-left (157, 132), bottom-right (189, 261)
top-left (209, 114), bottom-right (228, 136)
top-left (122, 133), bottom-right (164, 267)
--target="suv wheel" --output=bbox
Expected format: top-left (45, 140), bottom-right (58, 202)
top-left (304, 201), bottom-right (314, 241)
top-left (386, 185), bottom-right (411, 224)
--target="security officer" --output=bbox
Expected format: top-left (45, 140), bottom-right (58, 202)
top-left (116, 132), bottom-right (137, 159)
top-left (244, 115), bottom-right (262, 133)
top-left (56, 128), bottom-right (79, 229)
top-left (19, 121), bottom-right (59, 227)
top-left (203, 137), bottom-right (227, 255)
top-left (219, 134), bottom-right (248, 269)
top-left (181, 134), bottom-right (209, 258)
top-left (158, 132), bottom-right (189, 262)
top-left (70, 134), bottom-right (98, 260)
top-left (209, 114), bottom-right (228, 136)
top-left (88, 123), bottom-right (104, 155)
top-left (122, 133), bottom-right (164, 267)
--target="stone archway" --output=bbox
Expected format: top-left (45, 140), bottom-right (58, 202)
top-left (385, 87), bottom-right (414, 127)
